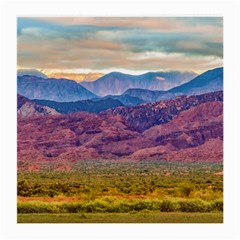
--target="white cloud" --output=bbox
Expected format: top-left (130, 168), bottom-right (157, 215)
top-left (21, 27), bottom-right (43, 37)
top-left (128, 51), bottom-right (185, 60)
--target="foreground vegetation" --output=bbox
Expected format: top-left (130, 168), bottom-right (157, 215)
top-left (18, 161), bottom-right (223, 200)
top-left (17, 161), bottom-right (223, 222)
top-left (18, 212), bottom-right (223, 223)
top-left (18, 198), bottom-right (223, 214)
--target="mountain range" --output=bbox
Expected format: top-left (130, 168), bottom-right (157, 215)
top-left (80, 71), bottom-right (197, 96)
top-left (122, 67), bottom-right (223, 103)
top-left (17, 67), bottom-right (223, 165)
top-left (17, 91), bottom-right (223, 164)
top-left (169, 67), bottom-right (223, 95)
top-left (17, 67), bottom-right (223, 114)
top-left (17, 75), bottom-right (97, 102)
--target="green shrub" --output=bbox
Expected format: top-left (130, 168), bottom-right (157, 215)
top-left (80, 200), bottom-right (109, 213)
top-left (178, 199), bottom-right (209, 212)
top-left (211, 199), bottom-right (223, 211)
top-left (140, 209), bottom-right (151, 214)
top-left (116, 201), bottom-right (133, 213)
top-left (17, 202), bottom-right (60, 214)
top-left (160, 200), bottom-right (178, 212)
top-left (17, 180), bottom-right (32, 197)
top-left (60, 202), bottom-right (82, 213)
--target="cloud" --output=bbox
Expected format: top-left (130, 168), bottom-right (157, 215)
top-left (35, 17), bottom-right (222, 33)
top-left (17, 17), bottom-right (223, 73)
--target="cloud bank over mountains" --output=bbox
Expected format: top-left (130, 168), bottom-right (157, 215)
top-left (18, 17), bottom-right (223, 74)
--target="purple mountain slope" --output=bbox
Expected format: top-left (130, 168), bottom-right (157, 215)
top-left (17, 75), bottom-right (97, 102)
top-left (80, 71), bottom-right (197, 96)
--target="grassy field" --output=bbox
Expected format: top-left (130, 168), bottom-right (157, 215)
top-left (18, 212), bottom-right (223, 223)
top-left (17, 161), bottom-right (223, 223)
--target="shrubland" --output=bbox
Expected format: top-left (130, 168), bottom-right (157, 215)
top-left (17, 161), bottom-right (223, 213)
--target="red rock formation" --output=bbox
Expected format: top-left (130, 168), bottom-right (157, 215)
top-left (17, 92), bottom-right (223, 163)
top-left (144, 101), bottom-right (223, 148)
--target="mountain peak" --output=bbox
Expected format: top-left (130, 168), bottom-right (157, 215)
top-left (17, 69), bottom-right (48, 78)
top-left (169, 67), bottom-right (223, 95)
top-left (80, 71), bottom-right (197, 96)
top-left (17, 75), bottom-right (97, 102)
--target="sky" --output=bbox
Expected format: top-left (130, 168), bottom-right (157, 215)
top-left (17, 17), bottom-right (223, 75)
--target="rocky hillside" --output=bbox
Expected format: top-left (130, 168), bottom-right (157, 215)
top-left (101, 91), bottom-right (223, 132)
top-left (18, 91), bottom-right (223, 163)
top-left (17, 94), bottom-right (60, 118)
